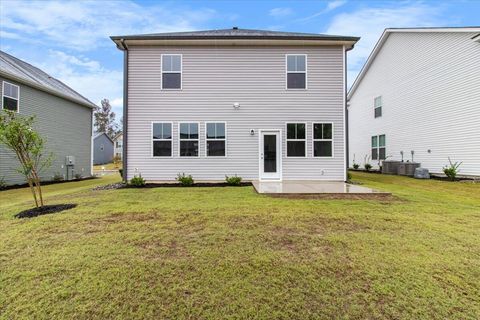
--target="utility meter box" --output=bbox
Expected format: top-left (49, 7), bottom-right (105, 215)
top-left (66, 156), bottom-right (75, 166)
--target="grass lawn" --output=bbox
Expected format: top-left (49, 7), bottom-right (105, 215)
top-left (93, 162), bottom-right (122, 171)
top-left (0, 172), bottom-right (479, 319)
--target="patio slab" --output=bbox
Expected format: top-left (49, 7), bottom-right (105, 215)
top-left (252, 180), bottom-right (390, 198)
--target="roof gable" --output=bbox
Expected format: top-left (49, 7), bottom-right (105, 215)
top-left (0, 50), bottom-right (97, 109)
top-left (348, 27), bottom-right (480, 99)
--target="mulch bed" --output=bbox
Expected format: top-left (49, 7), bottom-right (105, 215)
top-left (1, 176), bottom-right (97, 191)
top-left (15, 204), bottom-right (77, 219)
top-left (125, 182), bottom-right (253, 188)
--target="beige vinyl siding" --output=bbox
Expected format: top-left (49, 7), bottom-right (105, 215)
top-left (348, 32), bottom-right (480, 176)
top-left (0, 76), bottom-right (93, 184)
top-left (127, 45), bottom-right (345, 181)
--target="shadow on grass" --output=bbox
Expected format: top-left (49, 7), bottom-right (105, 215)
top-left (15, 204), bottom-right (77, 219)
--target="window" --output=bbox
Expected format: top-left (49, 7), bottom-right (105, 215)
top-left (313, 123), bottom-right (333, 157)
top-left (100, 144), bottom-right (104, 151)
top-left (374, 96), bottom-right (382, 118)
top-left (116, 141), bottom-right (122, 148)
top-left (286, 54), bottom-right (306, 89)
top-left (179, 123), bottom-right (199, 157)
top-left (371, 134), bottom-right (386, 160)
top-left (2, 81), bottom-right (19, 112)
top-left (206, 122), bottom-right (226, 157)
top-left (286, 123), bottom-right (306, 157)
top-left (162, 54), bottom-right (182, 89)
top-left (152, 122), bottom-right (172, 157)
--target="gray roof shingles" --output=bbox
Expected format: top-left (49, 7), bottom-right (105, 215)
top-left (0, 50), bottom-right (97, 108)
top-left (111, 27), bottom-right (359, 41)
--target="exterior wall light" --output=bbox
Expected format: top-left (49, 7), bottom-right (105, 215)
top-left (233, 102), bottom-right (240, 109)
top-left (250, 129), bottom-right (255, 135)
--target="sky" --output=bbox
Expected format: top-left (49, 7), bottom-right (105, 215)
top-left (1, 0), bottom-right (479, 120)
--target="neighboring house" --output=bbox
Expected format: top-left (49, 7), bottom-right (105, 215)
top-left (111, 28), bottom-right (359, 181)
top-left (0, 50), bottom-right (95, 185)
top-left (348, 27), bottom-right (480, 176)
top-left (113, 132), bottom-right (123, 160)
top-left (93, 133), bottom-right (114, 165)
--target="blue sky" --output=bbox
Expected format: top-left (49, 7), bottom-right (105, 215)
top-left (1, 0), bottom-right (479, 119)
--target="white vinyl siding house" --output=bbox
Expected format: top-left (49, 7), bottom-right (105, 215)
top-left (348, 28), bottom-right (480, 176)
top-left (112, 28), bottom-right (358, 181)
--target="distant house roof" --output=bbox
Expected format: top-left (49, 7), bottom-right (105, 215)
top-left (113, 132), bottom-right (123, 141)
top-left (111, 27), bottom-right (359, 49)
top-left (347, 27), bottom-right (480, 99)
top-left (94, 132), bottom-right (114, 143)
top-left (0, 50), bottom-right (97, 109)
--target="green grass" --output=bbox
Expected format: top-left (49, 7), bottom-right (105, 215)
top-left (93, 162), bottom-right (122, 171)
top-left (1, 172), bottom-right (479, 319)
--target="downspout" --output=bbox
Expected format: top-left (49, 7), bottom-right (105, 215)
top-left (120, 39), bottom-right (129, 183)
top-left (345, 44), bottom-right (354, 181)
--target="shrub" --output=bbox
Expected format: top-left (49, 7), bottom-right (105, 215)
top-left (176, 173), bottom-right (194, 186)
top-left (52, 172), bottom-right (64, 182)
top-left (225, 175), bottom-right (242, 186)
top-left (0, 177), bottom-right (6, 190)
top-left (113, 155), bottom-right (122, 168)
top-left (119, 169), bottom-right (123, 177)
top-left (347, 171), bottom-right (352, 181)
top-left (74, 173), bottom-right (82, 180)
top-left (129, 174), bottom-right (146, 187)
top-left (443, 157), bottom-right (462, 181)
top-left (364, 163), bottom-right (372, 171)
top-left (353, 163), bottom-right (360, 170)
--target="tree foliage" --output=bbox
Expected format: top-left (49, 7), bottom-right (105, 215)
top-left (0, 111), bottom-right (53, 207)
top-left (94, 99), bottom-right (118, 138)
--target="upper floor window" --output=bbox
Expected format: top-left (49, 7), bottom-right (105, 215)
top-left (374, 96), bottom-right (382, 118)
top-left (2, 81), bottom-right (19, 112)
top-left (206, 122), bottom-right (226, 157)
top-left (286, 123), bottom-right (306, 157)
top-left (313, 123), bottom-right (333, 157)
top-left (153, 122), bottom-right (172, 157)
top-left (371, 134), bottom-right (386, 160)
top-left (286, 54), bottom-right (307, 89)
top-left (179, 122), bottom-right (199, 157)
top-left (162, 54), bottom-right (182, 89)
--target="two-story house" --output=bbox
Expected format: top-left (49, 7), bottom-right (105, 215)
top-left (1, 50), bottom-right (95, 185)
top-left (348, 27), bottom-right (480, 176)
top-left (111, 28), bottom-right (359, 182)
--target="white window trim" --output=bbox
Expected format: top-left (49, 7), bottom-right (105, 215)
top-left (312, 122), bottom-right (334, 158)
top-left (178, 121), bottom-right (200, 157)
top-left (285, 54), bottom-right (308, 90)
top-left (374, 96), bottom-right (382, 118)
top-left (371, 134), bottom-right (386, 160)
top-left (205, 121), bottom-right (227, 158)
top-left (285, 122), bottom-right (307, 158)
top-left (161, 54), bottom-right (183, 90)
top-left (151, 121), bottom-right (173, 158)
top-left (2, 81), bottom-right (20, 113)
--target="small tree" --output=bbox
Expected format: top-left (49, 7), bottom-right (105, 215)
top-left (94, 98), bottom-right (117, 138)
top-left (0, 111), bottom-right (53, 207)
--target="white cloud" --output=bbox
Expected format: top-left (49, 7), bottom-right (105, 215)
top-left (297, 0), bottom-right (347, 22)
top-left (0, 0), bottom-right (217, 50)
top-left (325, 3), bottom-right (445, 87)
top-left (269, 7), bottom-right (293, 18)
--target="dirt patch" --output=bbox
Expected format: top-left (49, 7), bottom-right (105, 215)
top-left (92, 183), bottom-right (126, 191)
top-left (15, 204), bottom-right (77, 219)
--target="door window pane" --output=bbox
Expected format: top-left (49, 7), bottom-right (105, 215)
top-left (264, 135), bottom-right (277, 172)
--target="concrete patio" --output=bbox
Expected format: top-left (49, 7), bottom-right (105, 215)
top-left (252, 180), bottom-right (390, 198)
